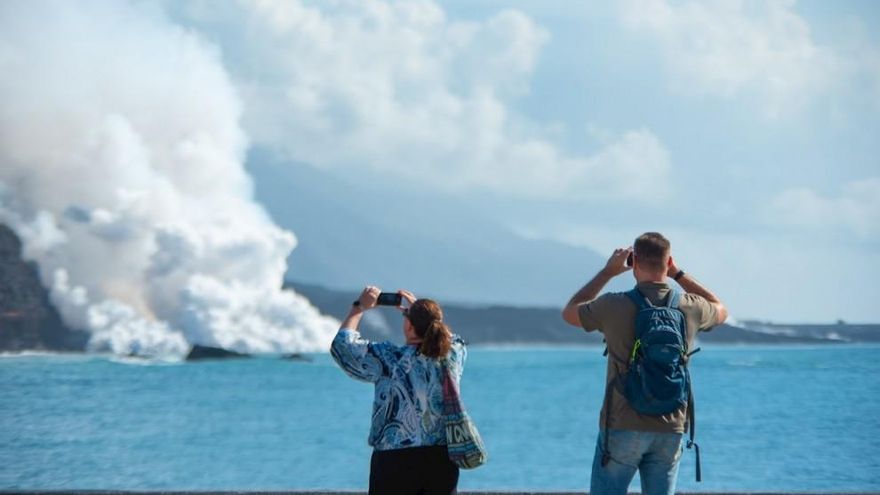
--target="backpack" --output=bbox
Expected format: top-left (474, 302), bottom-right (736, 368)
top-left (623, 287), bottom-right (689, 415)
top-left (600, 287), bottom-right (702, 481)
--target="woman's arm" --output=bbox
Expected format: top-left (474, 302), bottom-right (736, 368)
top-left (330, 286), bottom-right (385, 382)
top-left (341, 286), bottom-right (381, 330)
top-left (339, 304), bottom-right (366, 331)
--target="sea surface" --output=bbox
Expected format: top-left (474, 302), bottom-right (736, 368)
top-left (2, 345), bottom-right (879, 491)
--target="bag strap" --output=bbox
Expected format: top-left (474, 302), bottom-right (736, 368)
top-left (685, 367), bottom-right (701, 482)
top-left (627, 287), bottom-right (682, 310)
top-left (601, 379), bottom-right (613, 467)
top-left (666, 288), bottom-right (681, 309)
top-left (625, 288), bottom-right (652, 310)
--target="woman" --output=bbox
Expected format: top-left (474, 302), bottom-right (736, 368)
top-left (330, 285), bottom-right (466, 494)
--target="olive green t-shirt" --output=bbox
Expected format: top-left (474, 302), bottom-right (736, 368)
top-left (578, 281), bottom-right (718, 433)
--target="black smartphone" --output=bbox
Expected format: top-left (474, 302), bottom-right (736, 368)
top-left (376, 292), bottom-right (402, 306)
top-left (626, 252), bottom-right (633, 267)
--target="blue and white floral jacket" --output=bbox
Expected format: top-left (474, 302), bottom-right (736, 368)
top-left (330, 328), bottom-right (466, 451)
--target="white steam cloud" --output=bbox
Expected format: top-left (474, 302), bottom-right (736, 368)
top-left (0, 1), bottom-right (337, 356)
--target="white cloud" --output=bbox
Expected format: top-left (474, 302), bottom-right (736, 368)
top-left (620, 0), bottom-right (840, 116)
top-left (766, 178), bottom-right (880, 240)
top-left (172, 0), bottom-right (672, 201)
top-left (0, 0), bottom-right (338, 356)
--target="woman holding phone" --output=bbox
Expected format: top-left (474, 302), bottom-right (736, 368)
top-left (330, 285), bottom-right (466, 494)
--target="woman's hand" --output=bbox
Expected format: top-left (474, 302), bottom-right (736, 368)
top-left (398, 289), bottom-right (417, 309)
top-left (356, 285), bottom-right (381, 310)
top-left (340, 286), bottom-right (380, 333)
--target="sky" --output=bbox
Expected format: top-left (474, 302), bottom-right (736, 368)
top-left (1, 0), bottom-right (878, 334)
top-left (169, 0), bottom-right (879, 322)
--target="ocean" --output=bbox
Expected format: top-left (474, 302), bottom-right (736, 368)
top-left (2, 345), bottom-right (879, 491)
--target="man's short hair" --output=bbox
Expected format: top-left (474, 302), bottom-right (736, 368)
top-left (634, 232), bottom-right (670, 272)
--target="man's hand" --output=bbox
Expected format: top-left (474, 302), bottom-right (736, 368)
top-left (562, 248), bottom-right (630, 327)
top-left (602, 247), bottom-right (633, 277)
top-left (666, 255), bottom-right (680, 278)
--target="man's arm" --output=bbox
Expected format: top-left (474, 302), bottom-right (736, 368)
top-left (561, 247), bottom-right (632, 327)
top-left (667, 258), bottom-right (728, 325)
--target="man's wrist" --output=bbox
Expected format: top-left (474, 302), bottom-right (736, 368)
top-left (598, 267), bottom-right (618, 279)
top-left (673, 269), bottom-right (685, 281)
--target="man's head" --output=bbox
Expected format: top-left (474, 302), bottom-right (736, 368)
top-left (632, 232), bottom-right (671, 280)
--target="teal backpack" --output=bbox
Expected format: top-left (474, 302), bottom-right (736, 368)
top-left (624, 287), bottom-right (690, 415)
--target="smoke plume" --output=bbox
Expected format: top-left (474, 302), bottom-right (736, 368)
top-left (0, 1), bottom-right (338, 357)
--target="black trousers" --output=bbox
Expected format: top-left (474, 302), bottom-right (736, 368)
top-left (369, 445), bottom-right (459, 495)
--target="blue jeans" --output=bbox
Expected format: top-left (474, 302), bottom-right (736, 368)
top-left (590, 429), bottom-right (683, 495)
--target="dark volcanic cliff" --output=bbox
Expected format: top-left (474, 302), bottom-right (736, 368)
top-left (0, 224), bottom-right (87, 352)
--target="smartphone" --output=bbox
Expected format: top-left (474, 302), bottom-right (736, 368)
top-left (376, 292), bottom-right (403, 306)
top-left (626, 252), bottom-right (633, 267)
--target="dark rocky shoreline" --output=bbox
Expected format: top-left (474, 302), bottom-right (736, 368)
top-left (289, 282), bottom-right (880, 346)
top-left (0, 225), bottom-right (88, 353)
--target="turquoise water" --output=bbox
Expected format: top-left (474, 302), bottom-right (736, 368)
top-left (2, 345), bottom-right (879, 491)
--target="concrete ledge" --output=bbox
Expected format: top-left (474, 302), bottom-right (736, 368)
top-left (3, 492), bottom-right (878, 495)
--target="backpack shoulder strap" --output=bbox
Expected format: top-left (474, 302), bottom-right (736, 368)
top-left (664, 288), bottom-right (688, 351)
top-left (625, 287), bottom-right (652, 310)
top-left (665, 288), bottom-right (681, 309)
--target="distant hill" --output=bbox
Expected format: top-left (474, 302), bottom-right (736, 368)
top-left (288, 281), bottom-right (880, 346)
top-left (246, 148), bottom-right (621, 308)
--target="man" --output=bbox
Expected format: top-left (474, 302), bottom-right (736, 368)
top-left (561, 232), bottom-right (728, 495)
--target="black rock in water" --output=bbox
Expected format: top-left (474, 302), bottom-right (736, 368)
top-left (282, 352), bottom-right (313, 362)
top-left (186, 344), bottom-right (251, 361)
top-left (0, 224), bottom-right (88, 352)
